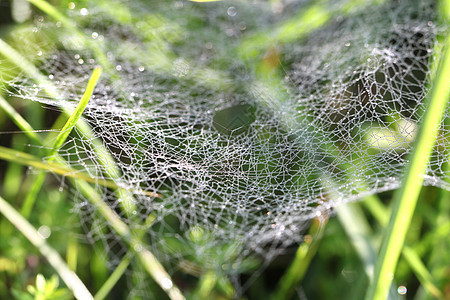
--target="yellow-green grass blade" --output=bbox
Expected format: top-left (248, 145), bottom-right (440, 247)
top-left (365, 37), bottom-right (450, 300)
top-left (50, 66), bottom-right (102, 156)
top-left (0, 145), bottom-right (158, 197)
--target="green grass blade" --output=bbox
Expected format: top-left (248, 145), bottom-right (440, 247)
top-left (94, 254), bottom-right (132, 300)
top-left (401, 247), bottom-right (443, 299)
top-left (0, 195), bottom-right (93, 300)
top-left (20, 172), bottom-right (46, 218)
top-left (50, 66), bottom-right (102, 156)
top-left (362, 195), bottom-right (443, 298)
top-left (337, 203), bottom-right (399, 300)
top-left (0, 95), bottom-right (41, 145)
top-left (0, 145), bottom-right (158, 197)
top-left (365, 38), bottom-right (450, 300)
top-left (270, 218), bottom-right (326, 300)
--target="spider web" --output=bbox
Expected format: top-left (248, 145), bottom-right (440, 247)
top-left (3, 0), bottom-right (449, 297)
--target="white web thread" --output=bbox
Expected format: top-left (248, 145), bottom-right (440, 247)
top-left (3, 0), bottom-right (449, 296)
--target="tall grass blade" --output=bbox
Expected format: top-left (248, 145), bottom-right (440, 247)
top-left (365, 37), bottom-right (450, 300)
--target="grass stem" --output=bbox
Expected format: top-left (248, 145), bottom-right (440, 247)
top-left (365, 37), bottom-right (450, 300)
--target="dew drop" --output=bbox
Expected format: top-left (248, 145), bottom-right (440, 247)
top-left (397, 286), bottom-right (407, 295)
top-left (161, 277), bottom-right (173, 290)
top-left (345, 42), bottom-right (351, 47)
top-left (116, 65), bottom-right (122, 71)
top-left (78, 58), bottom-right (84, 64)
top-left (138, 66), bottom-right (145, 72)
top-left (91, 32), bottom-right (98, 39)
top-left (38, 226), bottom-right (51, 239)
top-left (48, 74), bottom-right (54, 79)
top-left (80, 8), bottom-right (89, 16)
top-left (32, 27), bottom-right (38, 33)
top-left (227, 6), bottom-right (237, 17)
top-left (37, 51), bottom-right (42, 56)
top-left (68, 2), bottom-right (75, 9)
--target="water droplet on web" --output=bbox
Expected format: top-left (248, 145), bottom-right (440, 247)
top-left (38, 226), bottom-right (51, 239)
top-left (68, 2), bottom-right (75, 9)
top-left (58, 186), bottom-right (64, 192)
top-left (74, 54), bottom-right (80, 59)
top-left (345, 42), bottom-right (351, 47)
top-left (91, 32), bottom-right (98, 39)
top-left (227, 6), bottom-right (237, 17)
top-left (397, 286), bottom-right (407, 295)
top-left (78, 58), bottom-right (84, 64)
top-left (32, 27), bottom-right (38, 33)
top-left (48, 74), bottom-right (54, 79)
top-left (80, 8), bottom-right (89, 16)
top-left (37, 51), bottom-right (42, 56)
top-left (161, 278), bottom-right (173, 290)
top-left (138, 66), bottom-right (145, 72)
top-left (37, 16), bottom-right (44, 23)
top-left (116, 65), bottom-right (122, 71)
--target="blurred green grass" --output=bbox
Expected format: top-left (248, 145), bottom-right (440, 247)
top-left (0, 0), bottom-right (449, 299)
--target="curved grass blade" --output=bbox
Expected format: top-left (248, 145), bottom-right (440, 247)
top-left (365, 34), bottom-right (450, 300)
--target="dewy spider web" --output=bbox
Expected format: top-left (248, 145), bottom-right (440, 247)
top-left (3, 0), bottom-right (449, 297)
